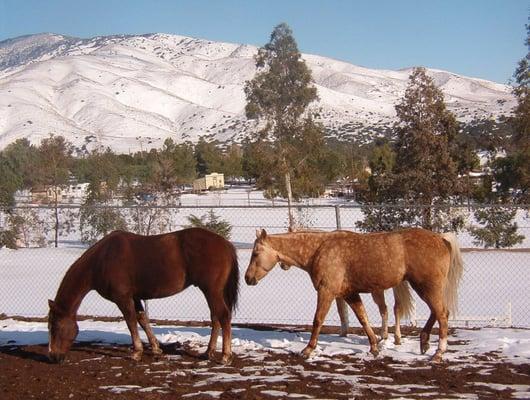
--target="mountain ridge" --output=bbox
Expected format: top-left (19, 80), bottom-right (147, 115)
top-left (0, 32), bottom-right (515, 153)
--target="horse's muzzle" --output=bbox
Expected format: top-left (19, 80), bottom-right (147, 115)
top-left (49, 352), bottom-right (65, 364)
top-left (245, 275), bottom-right (258, 286)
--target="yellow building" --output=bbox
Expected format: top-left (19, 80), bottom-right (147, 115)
top-left (193, 173), bottom-right (225, 191)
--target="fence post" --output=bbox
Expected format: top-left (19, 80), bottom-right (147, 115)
top-left (335, 205), bottom-right (342, 230)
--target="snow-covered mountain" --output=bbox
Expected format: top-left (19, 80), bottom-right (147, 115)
top-left (0, 33), bottom-right (515, 153)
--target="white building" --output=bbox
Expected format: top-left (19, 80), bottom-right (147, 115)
top-left (193, 173), bottom-right (225, 191)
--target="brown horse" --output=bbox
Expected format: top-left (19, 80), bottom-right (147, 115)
top-left (245, 228), bottom-right (463, 362)
top-left (48, 227), bottom-right (239, 364)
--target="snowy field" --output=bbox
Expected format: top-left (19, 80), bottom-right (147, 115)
top-left (2, 319), bottom-right (530, 366)
top-left (1, 318), bottom-right (529, 399)
top-left (2, 189), bottom-right (530, 398)
top-left (2, 188), bottom-right (530, 327)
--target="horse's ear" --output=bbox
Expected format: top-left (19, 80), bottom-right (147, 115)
top-left (48, 299), bottom-right (58, 312)
top-left (255, 229), bottom-right (261, 239)
top-left (260, 229), bottom-right (267, 240)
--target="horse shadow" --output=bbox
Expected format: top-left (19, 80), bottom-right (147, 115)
top-left (0, 344), bottom-right (50, 363)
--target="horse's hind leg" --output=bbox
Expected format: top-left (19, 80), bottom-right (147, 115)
top-left (116, 297), bottom-right (143, 361)
top-left (204, 289), bottom-right (232, 364)
top-left (344, 293), bottom-right (379, 356)
top-left (420, 314), bottom-right (436, 355)
top-left (205, 319), bottom-right (221, 360)
top-left (134, 299), bottom-right (162, 355)
top-left (371, 290), bottom-right (388, 340)
top-left (336, 298), bottom-right (349, 337)
top-left (219, 310), bottom-right (233, 365)
top-left (413, 284), bottom-right (449, 362)
top-left (432, 306), bottom-right (449, 363)
top-left (393, 289), bottom-right (402, 345)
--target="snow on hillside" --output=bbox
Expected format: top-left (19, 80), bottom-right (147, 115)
top-left (0, 33), bottom-right (516, 153)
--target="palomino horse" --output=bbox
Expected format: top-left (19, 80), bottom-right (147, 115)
top-left (48, 227), bottom-right (239, 364)
top-left (245, 228), bottom-right (463, 362)
top-left (278, 231), bottom-right (413, 344)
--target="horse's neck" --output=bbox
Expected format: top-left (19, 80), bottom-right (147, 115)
top-left (54, 257), bottom-right (93, 316)
top-left (268, 233), bottom-right (324, 271)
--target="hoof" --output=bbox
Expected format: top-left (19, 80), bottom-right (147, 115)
top-left (301, 347), bottom-right (313, 359)
top-left (131, 351), bottom-right (143, 361)
top-left (420, 342), bottom-right (430, 355)
top-left (431, 351), bottom-right (443, 363)
top-left (220, 354), bottom-right (233, 365)
top-left (152, 347), bottom-right (163, 356)
top-left (370, 348), bottom-right (379, 358)
top-left (394, 337), bottom-right (401, 346)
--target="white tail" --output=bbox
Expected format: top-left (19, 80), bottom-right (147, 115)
top-left (441, 232), bottom-right (464, 317)
top-left (392, 281), bottom-right (413, 320)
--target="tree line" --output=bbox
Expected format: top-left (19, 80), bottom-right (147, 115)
top-left (1, 21), bottom-right (528, 249)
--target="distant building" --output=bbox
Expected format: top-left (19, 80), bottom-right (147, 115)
top-left (193, 173), bottom-right (225, 191)
top-left (30, 183), bottom-right (90, 204)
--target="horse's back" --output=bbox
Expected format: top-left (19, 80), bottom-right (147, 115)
top-left (91, 228), bottom-right (236, 300)
top-left (311, 228), bottom-right (450, 294)
top-left (399, 228), bottom-right (452, 279)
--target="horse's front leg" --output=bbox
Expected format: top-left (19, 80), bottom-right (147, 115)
top-left (371, 290), bottom-right (388, 341)
top-left (136, 310), bottom-right (162, 356)
top-left (117, 298), bottom-right (144, 361)
top-left (302, 289), bottom-right (334, 359)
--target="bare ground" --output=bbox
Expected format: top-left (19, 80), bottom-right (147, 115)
top-left (1, 324), bottom-right (529, 400)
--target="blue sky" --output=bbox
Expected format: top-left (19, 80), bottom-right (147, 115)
top-left (0, 0), bottom-right (527, 83)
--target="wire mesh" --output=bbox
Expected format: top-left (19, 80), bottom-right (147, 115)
top-left (1, 203), bottom-right (528, 328)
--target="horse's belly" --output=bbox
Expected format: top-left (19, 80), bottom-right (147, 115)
top-left (138, 277), bottom-right (188, 299)
top-left (348, 266), bottom-right (405, 293)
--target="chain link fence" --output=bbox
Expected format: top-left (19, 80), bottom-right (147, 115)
top-left (1, 202), bottom-right (529, 328)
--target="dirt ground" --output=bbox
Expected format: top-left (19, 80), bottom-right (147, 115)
top-left (1, 324), bottom-right (529, 400)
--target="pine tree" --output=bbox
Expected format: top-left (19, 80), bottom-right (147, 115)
top-left (171, 141), bottom-right (197, 187)
top-left (495, 20), bottom-right (530, 202)
top-left (244, 23), bottom-right (324, 227)
top-left (222, 144), bottom-right (244, 184)
top-left (37, 134), bottom-right (73, 247)
top-left (469, 206), bottom-right (524, 248)
top-left (194, 138), bottom-right (223, 176)
top-left (78, 146), bottom-right (127, 244)
top-left (358, 67), bottom-right (466, 232)
top-left (184, 210), bottom-right (232, 240)
top-left (0, 153), bottom-right (20, 207)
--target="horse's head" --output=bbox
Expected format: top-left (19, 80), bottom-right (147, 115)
top-left (47, 299), bottom-right (79, 363)
top-left (245, 229), bottom-right (280, 286)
